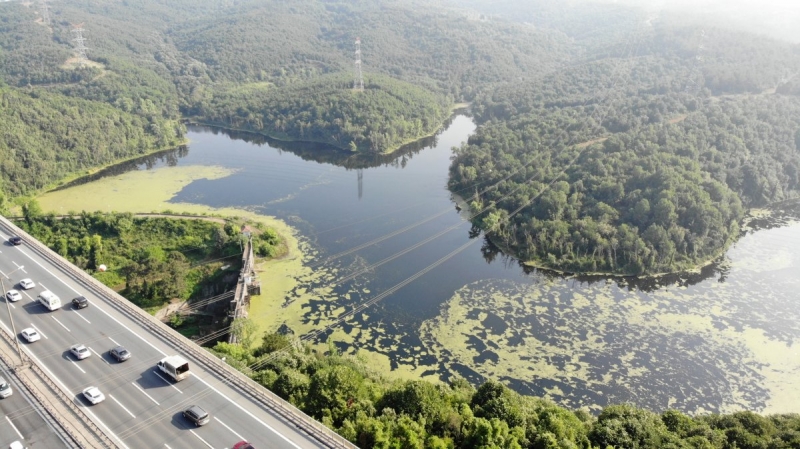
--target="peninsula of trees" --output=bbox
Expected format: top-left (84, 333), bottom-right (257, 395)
top-left (191, 73), bottom-right (451, 153)
top-left (449, 24), bottom-right (800, 274)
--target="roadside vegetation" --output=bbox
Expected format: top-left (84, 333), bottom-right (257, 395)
top-left (14, 208), bottom-right (285, 311)
top-left (214, 330), bottom-right (800, 449)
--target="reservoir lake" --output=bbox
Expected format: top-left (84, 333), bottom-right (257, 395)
top-left (56, 116), bottom-right (800, 415)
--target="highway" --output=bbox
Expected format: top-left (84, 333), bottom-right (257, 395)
top-left (0, 220), bottom-right (344, 449)
top-left (0, 358), bottom-right (70, 448)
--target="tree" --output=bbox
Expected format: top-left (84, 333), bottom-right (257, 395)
top-left (231, 317), bottom-right (258, 349)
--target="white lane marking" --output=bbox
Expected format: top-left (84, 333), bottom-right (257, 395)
top-left (28, 354), bottom-right (129, 447)
top-left (51, 316), bottom-right (70, 332)
top-left (23, 291), bottom-right (35, 302)
top-left (215, 416), bottom-right (246, 442)
top-left (189, 429), bottom-right (214, 449)
top-left (109, 394), bottom-right (136, 419)
top-left (0, 319), bottom-right (130, 449)
top-left (89, 347), bottom-right (108, 365)
top-left (193, 374), bottom-right (302, 448)
top-left (73, 310), bottom-right (91, 324)
top-left (30, 324), bottom-right (47, 339)
top-left (7, 303), bottom-right (13, 309)
top-left (108, 337), bottom-right (120, 346)
top-left (12, 262), bottom-right (26, 274)
top-left (6, 415), bottom-right (24, 440)
top-left (10, 240), bottom-right (302, 448)
top-left (131, 382), bottom-right (159, 406)
top-left (70, 360), bottom-right (86, 374)
top-left (164, 445), bottom-right (172, 449)
top-left (152, 371), bottom-right (183, 394)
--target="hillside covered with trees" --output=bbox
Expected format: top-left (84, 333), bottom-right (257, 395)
top-left (3, 0), bottom-right (800, 444)
top-left (191, 73), bottom-right (451, 153)
top-left (449, 18), bottom-right (800, 274)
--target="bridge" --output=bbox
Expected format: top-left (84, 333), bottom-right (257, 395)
top-left (0, 216), bottom-right (354, 449)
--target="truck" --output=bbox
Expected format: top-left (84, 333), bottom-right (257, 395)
top-left (37, 290), bottom-right (61, 311)
top-left (157, 355), bottom-right (190, 382)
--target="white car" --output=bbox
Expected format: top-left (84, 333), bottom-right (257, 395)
top-left (5, 289), bottom-right (21, 302)
top-left (82, 386), bottom-right (105, 405)
top-left (20, 328), bottom-right (40, 343)
top-left (18, 279), bottom-right (35, 290)
top-left (9, 441), bottom-right (24, 449)
top-left (70, 344), bottom-right (91, 360)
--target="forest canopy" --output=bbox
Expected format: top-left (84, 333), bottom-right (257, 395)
top-left (449, 23), bottom-right (800, 275)
top-left (191, 73), bottom-right (452, 153)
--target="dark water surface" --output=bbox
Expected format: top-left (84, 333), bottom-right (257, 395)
top-left (77, 118), bottom-right (800, 415)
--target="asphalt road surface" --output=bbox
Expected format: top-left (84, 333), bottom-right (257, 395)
top-left (0, 226), bottom-right (327, 449)
top-left (0, 360), bottom-right (69, 448)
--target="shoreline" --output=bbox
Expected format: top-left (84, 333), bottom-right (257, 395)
top-left (454, 191), bottom-right (766, 280)
top-left (186, 103), bottom-right (470, 157)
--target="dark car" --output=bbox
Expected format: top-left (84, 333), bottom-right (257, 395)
top-left (8, 236), bottom-right (22, 246)
top-left (233, 442), bottom-right (255, 449)
top-left (72, 296), bottom-right (89, 309)
top-left (183, 405), bottom-right (210, 426)
top-left (109, 346), bottom-right (131, 362)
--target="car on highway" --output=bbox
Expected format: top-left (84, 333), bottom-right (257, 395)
top-left (0, 377), bottom-right (12, 398)
top-left (5, 289), bottom-right (21, 302)
top-left (183, 405), bottom-right (210, 426)
top-left (69, 344), bottom-right (91, 360)
top-left (82, 386), bottom-right (105, 405)
top-left (72, 295), bottom-right (89, 309)
top-left (109, 345), bottom-right (131, 362)
top-left (18, 279), bottom-right (34, 290)
top-left (8, 236), bottom-right (22, 246)
top-left (9, 440), bottom-right (23, 449)
top-left (233, 442), bottom-right (255, 449)
top-left (20, 328), bottom-right (40, 343)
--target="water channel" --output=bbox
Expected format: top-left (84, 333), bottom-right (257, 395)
top-left (57, 115), bottom-right (800, 415)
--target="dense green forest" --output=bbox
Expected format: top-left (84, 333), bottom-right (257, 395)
top-left (0, 0), bottom-right (571, 199)
top-left (192, 73), bottom-right (451, 152)
top-left (4, 0), bottom-right (800, 442)
top-left (0, 3), bottom-right (185, 197)
top-left (212, 331), bottom-right (800, 449)
top-left (14, 209), bottom-right (284, 310)
top-left (449, 22), bottom-right (800, 274)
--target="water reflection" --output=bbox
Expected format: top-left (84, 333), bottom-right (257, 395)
top-left (189, 112), bottom-right (462, 171)
top-left (53, 146), bottom-right (189, 191)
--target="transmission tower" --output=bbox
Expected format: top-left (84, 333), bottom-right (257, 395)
top-left (71, 24), bottom-right (89, 63)
top-left (353, 37), bottom-right (364, 92)
top-left (40, 0), bottom-right (51, 26)
top-left (683, 29), bottom-right (706, 95)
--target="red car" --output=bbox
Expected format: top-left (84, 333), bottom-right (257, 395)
top-left (233, 442), bottom-right (254, 449)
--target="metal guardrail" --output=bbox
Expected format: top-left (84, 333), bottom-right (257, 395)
top-left (0, 314), bottom-right (114, 448)
top-left (0, 216), bottom-right (356, 449)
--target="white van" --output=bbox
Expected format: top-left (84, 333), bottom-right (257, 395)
top-left (0, 377), bottom-right (12, 398)
top-left (38, 290), bottom-right (61, 311)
